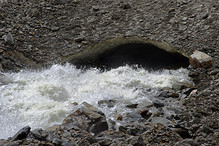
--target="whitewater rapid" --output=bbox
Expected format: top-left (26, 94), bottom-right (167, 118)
top-left (0, 64), bottom-right (192, 139)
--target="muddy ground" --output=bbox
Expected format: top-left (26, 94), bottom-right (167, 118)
top-left (0, 0), bottom-right (218, 145)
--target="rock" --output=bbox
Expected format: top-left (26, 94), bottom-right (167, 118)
top-left (175, 138), bottom-right (198, 146)
top-left (0, 48), bottom-right (4, 54)
top-left (201, 126), bottom-right (213, 134)
top-left (167, 91), bottom-right (179, 98)
top-left (92, 6), bottom-right (100, 12)
top-left (53, 0), bottom-right (69, 5)
top-left (121, 136), bottom-right (144, 145)
top-left (96, 130), bottom-right (128, 144)
top-left (47, 124), bottom-right (61, 132)
top-left (115, 115), bottom-right (123, 121)
top-left (125, 111), bottom-right (145, 122)
top-left (201, 13), bottom-right (209, 19)
top-left (126, 103), bottom-right (138, 108)
top-left (27, 8), bottom-right (39, 17)
top-left (157, 90), bottom-right (169, 98)
top-left (138, 109), bottom-right (152, 120)
top-left (122, 3), bottom-right (131, 9)
top-left (74, 37), bottom-right (85, 43)
top-left (11, 126), bottom-right (31, 141)
top-left (62, 102), bottom-right (108, 135)
top-left (153, 100), bottom-right (165, 108)
top-left (31, 128), bottom-right (48, 140)
top-left (2, 32), bottom-right (14, 45)
top-left (98, 100), bottom-right (116, 108)
top-left (189, 50), bottom-right (213, 68)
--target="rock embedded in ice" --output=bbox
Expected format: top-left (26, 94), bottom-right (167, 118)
top-left (189, 50), bottom-right (213, 68)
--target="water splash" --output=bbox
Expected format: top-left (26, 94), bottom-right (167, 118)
top-left (0, 64), bottom-right (192, 139)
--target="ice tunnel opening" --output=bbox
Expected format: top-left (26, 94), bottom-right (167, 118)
top-left (73, 43), bottom-right (189, 70)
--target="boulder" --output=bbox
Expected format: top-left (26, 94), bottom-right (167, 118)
top-left (189, 50), bottom-right (213, 68)
top-left (62, 102), bottom-right (108, 135)
top-left (11, 126), bottom-right (31, 141)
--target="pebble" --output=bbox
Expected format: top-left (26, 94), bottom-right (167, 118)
top-left (2, 32), bottom-right (14, 45)
top-left (153, 100), bottom-right (165, 108)
top-left (122, 3), bottom-right (131, 9)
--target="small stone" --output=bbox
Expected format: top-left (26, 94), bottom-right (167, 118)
top-left (126, 104), bottom-right (138, 108)
top-left (116, 115), bottom-right (123, 121)
top-left (157, 90), bottom-right (169, 98)
top-left (202, 126), bottom-right (213, 134)
top-left (47, 124), bottom-right (61, 132)
top-left (189, 50), bottom-right (213, 68)
top-left (51, 26), bottom-right (60, 31)
top-left (53, 0), bottom-right (69, 5)
top-left (75, 37), bottom-right (85, 43)
top-left (0, 49), bottom-right (3, 54)
top-left (167, 91), bottom-right (179, 98)
top-left (169, 8), bottom-right (175, 13)
top-left (189, 89), bottom-right (198, 96)
top-left (153, 100), bottom-right (165, 108)
top-left (92, 6), bottom-right (100, 12)
top-left (98, 100), bottom-right (116, 108)
top-left (139, 109), bottom-right (152, 120)
top-left (28, 8), bottom-right (39, 17)
top-left (123, 3), bottom-right (131, 9)
top-left (202, 13), bottom-right (209, 19)
top-left (182, 17), bottom-right (187, 21)
top-left (2, 32), bottom-right (14, 45)
top-left (81, 41), bottom-right (88, 45)
top-left (72, 102), bottom-right (78, 106)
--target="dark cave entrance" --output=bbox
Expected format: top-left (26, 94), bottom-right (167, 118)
top-left (75, 43), bottom-right (189, 70)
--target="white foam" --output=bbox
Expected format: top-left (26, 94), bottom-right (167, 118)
top-left (0, 64), bottom-right (192, 139)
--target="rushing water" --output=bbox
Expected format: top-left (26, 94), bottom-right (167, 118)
top-left (0, 64), bottom-right (192, 139)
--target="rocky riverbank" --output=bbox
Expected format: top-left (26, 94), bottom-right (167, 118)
top-left (0, 0), bottom-right (218, 145)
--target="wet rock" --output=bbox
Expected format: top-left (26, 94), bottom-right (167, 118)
top-left (2, 32), bottom-right (14, 45)
top-left (167, 91), bottom-right (179, 98)
top-left (126, 103), bottom-right (138, 108)
top-left (151, 117), bottom-right (172, 126)
top-left (11, 126), bottom-right (31, 141)
top-left (153, 100), bottom-right (165, 108)
top-left (30, 128), bottom-right (49, 141)
top-left (124, 123), bottom-right (147, 136)
top-left (139, 109), bottom-right (152, 120)
top-left (125, 111), bottom-right (146, 122)
top-left (189, 50), bottom-right (213, 68)
top-left (157, 90), bottom-right (169, 98)
top-left (98, 100), bottom-right (116, 108)
top-left (115, 115), bottom-right (123, 121)
top-left (47, 124), bottom-right (61, 133)
top-left (182, 87), bottom-right (196, 96)
top-left (62, 102), bottom-right (108, 135)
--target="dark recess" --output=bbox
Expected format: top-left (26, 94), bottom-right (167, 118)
top-left (76, 43), bottom-right (189, 70)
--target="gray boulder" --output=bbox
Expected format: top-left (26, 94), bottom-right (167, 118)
top-left (62, 102), bottom-right (108, 135)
